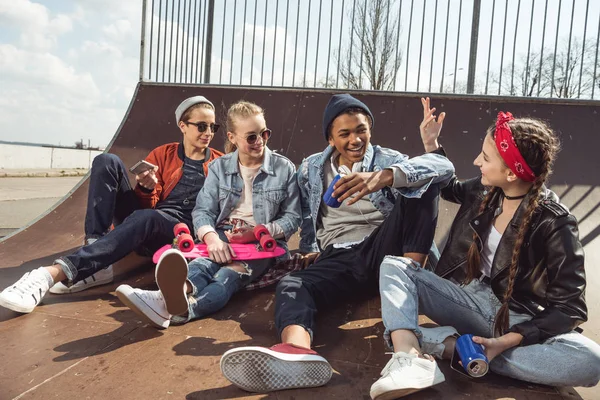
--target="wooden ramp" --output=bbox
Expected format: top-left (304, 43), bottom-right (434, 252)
top-left (1, 83), bottom-right (598, 399)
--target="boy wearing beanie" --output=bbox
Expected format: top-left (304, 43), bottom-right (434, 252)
top-left (0, 96), bottom-right (223, 313)
top-left (220, 94), bottom-right (454, 393)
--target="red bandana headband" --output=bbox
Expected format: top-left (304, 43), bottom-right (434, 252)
top-left (494, 112), bottom-right (536, 182)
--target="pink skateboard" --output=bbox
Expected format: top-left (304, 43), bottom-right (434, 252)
top-left (152, 223), bottom-right (285, 264)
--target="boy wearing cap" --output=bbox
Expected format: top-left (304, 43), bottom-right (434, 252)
top-left (0, 96), bottom-right (223, 314)
top-left (219, 94), bottom-right (454, 393)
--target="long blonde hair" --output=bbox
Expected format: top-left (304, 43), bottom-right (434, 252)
top-left (225, 101), bottom-right (265, 153)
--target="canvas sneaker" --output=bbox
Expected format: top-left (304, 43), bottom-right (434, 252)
top-left (50, 265), bottom-right (114, 294)
top-left (220, 343), bottom-right (333, 393)
top-left (420, 326), bottom-right (459, 359)
top-left (155, 249), bottom-right (190, 316)
top-left (116, 285), bottom-right (171, 329)
top-left (370, 352), bottom-right (445, 400)
top-left (0, 269), bottom-right (51, 313)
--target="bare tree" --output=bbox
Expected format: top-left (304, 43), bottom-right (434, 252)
top-left (546, 38), bottom-right (597, 98)
top-left (337, 0), bottom-right (403, 90)
top-left (317, 75), bottom-right (341, 89)
top-left (493, 52), bottom-right (552, 97)
top-left (492, 38), bottom-right (598, 99)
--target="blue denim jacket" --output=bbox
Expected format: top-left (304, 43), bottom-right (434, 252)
top-left (297, 144), bottom-right (455, 252)
top-left (192, 147), bottom-right (301, 241)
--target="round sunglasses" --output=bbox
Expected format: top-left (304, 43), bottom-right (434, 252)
top-left (185, 121), bottom-right (220, 133)
top-left (245, 129), bottom-right (272, 144)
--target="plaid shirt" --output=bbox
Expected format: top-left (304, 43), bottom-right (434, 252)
top-left (245, 253), bottom-right (316, 291)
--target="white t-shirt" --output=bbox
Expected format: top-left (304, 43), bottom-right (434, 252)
top-left (480, 225), bottom-right (502, 278)
top-left (228, 163), bottom-right (260, 225)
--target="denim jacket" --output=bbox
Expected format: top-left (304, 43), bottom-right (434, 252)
top-left (298, 144), bottom-right (455, 252)
top-left (192, 147), bottom-right (301, 241)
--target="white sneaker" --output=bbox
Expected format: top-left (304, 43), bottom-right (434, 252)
top-left (155, 249), bottom-right (190, 316)
top-left (116, 285), bottom-right (170, 329)
top-left (420, 326), bottom-right (459, 359)
top-left (49, 265), bottom-right (114, 294)
top-left (370, 352), bottom-right (445, 400)
top-left (0, 269), bottom-right (51, 313)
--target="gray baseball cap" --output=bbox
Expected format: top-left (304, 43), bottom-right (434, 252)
top-left (175, 95), bottom-right (215, 124)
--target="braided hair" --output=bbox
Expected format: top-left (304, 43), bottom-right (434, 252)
top-left (465, 117), bottom-right (560, 335)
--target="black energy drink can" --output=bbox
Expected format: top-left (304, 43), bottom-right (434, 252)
top-left (456, 334), bottom-right (489, 377)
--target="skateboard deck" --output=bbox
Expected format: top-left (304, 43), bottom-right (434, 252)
top-left (152, 243), bottom-right (286, 264)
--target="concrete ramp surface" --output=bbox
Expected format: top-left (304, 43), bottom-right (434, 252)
top-left (1, 83), bottom-right (599, 399)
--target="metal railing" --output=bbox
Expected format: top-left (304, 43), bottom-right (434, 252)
top-left (140, 0), bottom-right (600, 100)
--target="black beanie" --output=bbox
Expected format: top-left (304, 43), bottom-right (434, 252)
top-left (322, 94), bottom-right (375, 141)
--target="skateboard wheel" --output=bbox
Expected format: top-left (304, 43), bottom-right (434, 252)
top-left (174, 222), bottom-right (190, 237)
top-left (259, 235), bottom-right (276, 252)
top-left (178, 233), bottom-right (194, 252)
top-left (253, 225), bottom-right (269, 240)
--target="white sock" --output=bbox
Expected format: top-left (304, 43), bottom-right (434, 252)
top-left (37, 267), bottom-right (55, 287)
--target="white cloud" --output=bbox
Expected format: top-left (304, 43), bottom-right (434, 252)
top-left (0, 0), bottom-right (142, 148)
top-left (0, 0), bottom-right (74, 51)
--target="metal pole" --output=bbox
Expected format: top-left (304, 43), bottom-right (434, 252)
top-left (204, 0), bottom-right (215, 83)
top-left (510, 0), bottom-right (521, 95)
top-left (550, 0), bottom-right (562, 98)
top-left (335, 0), bottom-right (344, 87)
top-left (428, 0), bottom-right (439, 92)
top-left (416, 0), bottom-right (427, 91)
top-left (271, 0), bottom-right (279, 86)
top-left (537, 0), bottom-right (548, 97)
top-left (405, 0), bottom-right (414, 91)
top-left (524, 1), bottom-right (534, 95)
top-left (168, 0), bottom-right (175, 81)
top-left (466, 0), bottom-right (480, 94)
top-left (498, 0), bottom-right (508, 95)
top-left (484, 0), bottom-right (495, 94)
top-left (439, 0), bottom-right (450, 92)
top-left (578, 0), bottom-right (590, 98)
top-left (453, 0), bottom-right (463, 93)
top-left (260, 0), bottom-right (268, 85)
top-left (139, 0), bottom-right (148, 81)
top-left (219, 0), bottom-right (226, 83)
top-left (564, 0), bottom-right (575, 98)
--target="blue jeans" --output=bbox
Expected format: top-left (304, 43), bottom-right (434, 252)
top-left (57, 154), bottom-right (187, 284)
top-left (379, 256), bottom-right (600, 387)
top-left (173, 229), bottom-right (289, 323)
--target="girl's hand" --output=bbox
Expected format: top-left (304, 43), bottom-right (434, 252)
top-left (420, 97), bottom-right (446, 152)
top-left (204, 232), bottom-right (236, 264)
top-left (472, 332), bottom-right (523, 362)
top-left (225, 226), bottom-right (256, 244)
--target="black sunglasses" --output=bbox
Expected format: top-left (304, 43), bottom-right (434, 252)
top-left (246, 129), bottom-right (272, 144)
top-left (186, 121), bottom-right (220, 133)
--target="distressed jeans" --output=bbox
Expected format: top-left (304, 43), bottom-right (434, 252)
top-left (379, 256), bottom-right (600, 388)
top-left (173, 228), bottom-right (289, 323)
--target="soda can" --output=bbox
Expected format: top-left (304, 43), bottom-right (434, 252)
top-left (456, 334), bottom-right (489, 377)
top-left (323, 174), bottom-right (343, 208)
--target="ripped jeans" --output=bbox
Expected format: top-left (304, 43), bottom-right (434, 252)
top-left (174, 228), bottom-right (287, 323)
top-left (379, 256), bottom-right (600, 388)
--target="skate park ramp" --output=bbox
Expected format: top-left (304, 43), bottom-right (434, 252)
top-left (1, 82), bottom-right (599, 399)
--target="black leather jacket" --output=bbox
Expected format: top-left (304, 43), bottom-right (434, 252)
top-left (435, 176), bottom-right (587, 346)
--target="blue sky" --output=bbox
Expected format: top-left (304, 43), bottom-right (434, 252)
top-left (1, 0), bottom-right (598, 148)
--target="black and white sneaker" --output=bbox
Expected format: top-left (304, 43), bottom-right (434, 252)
top-left (0, 269), bottom-right (51, 313)
top-left (49, 265), bottom-right (114, 294)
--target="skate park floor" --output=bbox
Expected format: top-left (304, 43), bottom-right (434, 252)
top-left (1, 84), bottom-right (599, 399)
